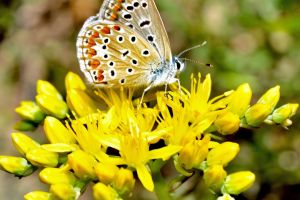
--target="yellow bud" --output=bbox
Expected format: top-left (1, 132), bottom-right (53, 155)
top-left (257, 86), bottom-right (280, 110)
top-left (39, 167), bottom-right (76, 185)
top-left (11, 132), bottom-right (40, 156)
top-left (24, 191), bottom-right (52, 200)
top-left (227, 83), bottom-right (252, 117)
top-left (66, 89), bottom-right (97, 117)
top-left (207, 142), bottom-right (239, 166)
top-left (95, 163), bottom-right (119, 184)
top-left (93, 182), bottom-right (119, 200)
top-left (50, 183), bottom-right (77, 200)
top-left (222, 171), bottom-right (255, 195)
top-left (41, 144), bottom-right (77, 153)
top-left (26, 147), bottom-right (58, 167)
top-left (36, 94), bottom-right (68, 119)
top-left (37, 80), bottom-right (62, 100)
top-left (217, 194), bottom-right (235, 200)
top-left (272, 103), bottom-right (299, 124)
top-left (113, 168), bottom-right (135, 195)
top-left (68, 150), bottom-right (97, 180)
top-left (245, 103), bottom-right (272, 126)
top-left (0, 156), bottom-right (34, 176)
top-left (65, 72), bottom-right (86, 91)
top-left (178, 135), bottom-right (210, 169)
top-left (14, 121), bottom-right (37, 131)
top-left (214, 112), bottom-right (240, 135)
top-left (203, 165), bottom-right (227, 190)
top-left (44, 116), bottom-right (76, 144)
top-left (15, 101), bottom-right (45, 123)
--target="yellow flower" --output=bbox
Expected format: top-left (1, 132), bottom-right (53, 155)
top-left (217, 194), bottom-right (235, 200)
top-left (68, 150), bottom-right (97, 180)
top-left (93, 182), bottom-right (120, 200)
top-left (66, 89), bottom-right (98, 117)
top-left (15, 101), bottom-right (45, 123)
top-left (24, 191), bottom-right (52, 200)
top-left (36, 94), bottom-right (68, 119)
top-left (65, 72), bottom-right (86, 91)
top-left (37, 80), bottom-right (63, 100)
top-left (113, 168), bottom-right (135, 195)
top-left (39, 167), bottom-right (77, 185)
top-left (272, 103), bottom-right (299, 124)
top-left (257, 86), bottom-right (280, 111)
top-left (95, 163), bottom-right (119, 184)
top-left (207, 142), bottom-right (240, 166)
top-left (178, 135), bottom-right (210, 169)
top-left (245, 103), bottom-right (272, 126)
top-left (203, 165), bottom-right (227, 190)
top-left (11, 132), bottom-right (40, 156)
top-left (0, 156), bottom-right (34, 176)
top-left (227, 83), bottom-right (252, 118)
top-left (222, 171), bottom-right (255, 195)
top-left (44, 116), bottom-right (76, 144)
top-left (50, 183), bottom-right (78, 200)
top-left (214, 112), bottom-right (240, 135)
top-left (26, 147), bottom-right (59, 167)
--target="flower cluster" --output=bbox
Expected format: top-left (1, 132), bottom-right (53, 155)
top-left (0, 72), bottom-right (298, 200)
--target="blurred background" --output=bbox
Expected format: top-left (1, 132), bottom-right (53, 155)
top-left (0, 0), bottom-right (299, 199)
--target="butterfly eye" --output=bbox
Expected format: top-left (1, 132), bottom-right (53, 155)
top-left (175, 58), bottom-right (184, 72)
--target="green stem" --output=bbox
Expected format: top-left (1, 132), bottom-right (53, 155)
top-left (153, 170), bottom-right (172, 200)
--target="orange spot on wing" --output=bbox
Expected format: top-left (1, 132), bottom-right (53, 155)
top-left (87, 38), bottom-right (96, 47)
top-left (101, 27), bottom-right (111, 34)
top-left (113, 3), bottom-right (122, 12)
top-left (91, 32), bottom-right (99, 38)
top-left (109, 13), bottom-right (118, 21)
top-left (87, 48), bottom-right (97, 57)
top-left (88, 59), bottom-right (101, 69)
top-left (113, 25), bottom-right (121, 31)
top-left (97, 69), bottom-right (105, 81)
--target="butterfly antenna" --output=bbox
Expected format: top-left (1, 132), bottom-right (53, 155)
top-left (182, 58), bottom-right (213, 68)
top-left (177, 41), bottom-right (207, 58)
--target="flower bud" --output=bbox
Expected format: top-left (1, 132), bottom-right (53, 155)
top-left (68, 150), bottom-right (97, 180)
top-left (207, 142), bottom-right (239, 167)
top-left (65, 72), bottom-right (86, 91)
top-left (217, 194), bottom-right (235, 200)
top-left (15, 101), bottom-right (45, 123)
top-left (11, 132), bottom-right (40, 156)
top-left (93, 182), bottom-right (119, 200)
top-left (26, 147), bottom-right (58, 167)
top-left (178, 135), bottom-right (210, 169)
top-left (41, 144), bottom-right (77, 153)
top-left (66, 89), bottom-right (97, 117)
top-left (0, 156), bottom-right (35, 176)
top-left (222, 171), bottom-right (255, 195)
top-left (50, 183), bottom-right (77, 200)
top-left (14, 121), bottom-right (37, 131)
top-left (36, 94), bottom-right (68, 119)
top-left (245, 103), bottom-right (272, 126)
top-left (95, 163), bottom-right (119, 184)
top-left (227, 83), bottom-right (252, 117)
top-left (214, 112), bottom-right (240, 135)
top-left (113, 168), bottom-right (135, 195)
top-left (37, 80), bottom-right (62, 100)
top-left (24, 191), bottom-right (52, 200)
top-left (272, 103), bottom-right (299, 124)
top-left (257, 86), bottom-right (280, 111)
top-left (203, 165), bottom-right (227, 191)
top-left (39, 167), bottom-right (76, 185)
top-left (44, 116), bottom-right (76, 144)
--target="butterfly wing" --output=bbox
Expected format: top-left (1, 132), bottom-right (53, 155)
top-left (77, 16), bottom-right (162, 87)
top-left (99, 0), bottom-right (172, 61)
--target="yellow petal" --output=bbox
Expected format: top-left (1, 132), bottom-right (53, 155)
top-left (11, 132), bottom-right (40, 156)
top-left (65, 72), bottom-right (86, 91)
top-left (136, 164), bottom-right (154, 191)
top-left (147, 145), bottom-right (182, 161)
top-left (24, 191), bottom-right (52, 200)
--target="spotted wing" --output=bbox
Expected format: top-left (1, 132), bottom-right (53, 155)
top-left (99, 0), bottom-right (172, 62)
top-left (77, 16), bottom-right (161, 87)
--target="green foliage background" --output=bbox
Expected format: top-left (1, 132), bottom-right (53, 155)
top-left (0, 0), bottom-right (299, 199)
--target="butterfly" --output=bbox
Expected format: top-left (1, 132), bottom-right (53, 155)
top-left (76, 0), bottom-right (185, 98)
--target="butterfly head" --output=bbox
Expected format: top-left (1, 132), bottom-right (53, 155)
top-left (173, 57), bottom-right (185, 74)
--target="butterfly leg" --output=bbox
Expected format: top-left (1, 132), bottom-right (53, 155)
top-left (138, 82), bottom-right (154, 109)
